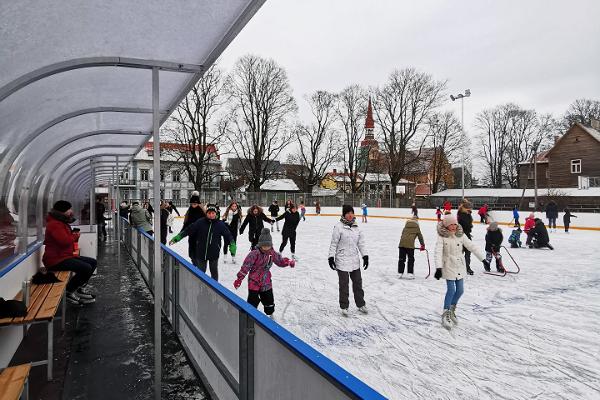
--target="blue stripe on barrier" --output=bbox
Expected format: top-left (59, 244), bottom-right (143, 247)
top-left (0, 242), bottom-right (43, 279)
top-left (130, 221), bottom-right (386, 400)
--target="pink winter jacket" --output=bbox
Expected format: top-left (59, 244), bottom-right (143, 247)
top-left (236, 248), bottom-right (292, 292)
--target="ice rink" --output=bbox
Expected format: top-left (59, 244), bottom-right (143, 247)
top-left (168, 207), bottom-right (600, 400)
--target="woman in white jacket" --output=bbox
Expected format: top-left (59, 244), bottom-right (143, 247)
top-left (434, 214), bottom-right (487, 330)
top-left (328, 205), bottom-right (369, 316)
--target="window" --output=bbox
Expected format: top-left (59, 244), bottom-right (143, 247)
top-left (160, 170), bottom-right (166, 180)
top-left (140, 169), bottom-right (149, 181)
top-left (527, 169), bottom-right (534, 179)
top-left (140, 189), bottom-right (148, 200)
top-left (546, 169), bottom-right (550, 179)
top-left (172, 170), bottom-right (180, 182)
top-left (160, 190), bottom-right (165, 199)
top-left (172, 190), bottom-right (180, 200)
top-left (571, 159), bottom-right (581, 174)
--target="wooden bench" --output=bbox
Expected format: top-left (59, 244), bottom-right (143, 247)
top-left (0, 271), bottom-right (70, 381)
top-left (0, 363), bottom-right (30, 400)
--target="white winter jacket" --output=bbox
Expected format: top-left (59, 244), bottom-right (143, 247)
top-left (328, 220), bottom-right (367, 272)
top-left (435, 223), bottom-right (484, 280)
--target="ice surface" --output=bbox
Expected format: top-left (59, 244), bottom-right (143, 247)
top-left (168, 208), bottom-right (600, 400)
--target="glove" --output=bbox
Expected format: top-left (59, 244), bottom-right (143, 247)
top-left (419, 244), bottom-right (425, 251)
top-left (482, 259), bottom-right (491, 271)
top-left (363, 255), bottom-right (369, 270)
top-left (434, 268), bottom-right (443, 280)
top-left (328, 257), bottom-right (336, 270)
top-left (233, 278), bottom-right (242, 289)
top-left (284, 258), bottom-right (296, 268)
top-left (229, 241), bottom-right (237, 256)
top-left (168, 234), bottom-right (182, 246)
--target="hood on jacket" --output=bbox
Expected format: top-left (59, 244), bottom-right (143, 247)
top-left (437, 221), bottom-right (464, 238)
top-left (405, 219), bottom-right (419, 229)
top-left (131, 204), bottom-right (142, 212)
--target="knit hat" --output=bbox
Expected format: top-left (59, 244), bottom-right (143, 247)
top-left (488, 221), bottom-right (499, 231)
top-left (342, 204), bottom-right (354, 216)
top-left (190, 191), bottom-right (200, 204)
top-left (529, 212), bottom-right (535, 218)
top-left (442, 214), bottom-right (458, 227)
top-left (257, 228), bottom-right (273, 247)
top-left (53, 200), bottom-right (72, 213)
top-left (206, 203), bottom-right (218, 213)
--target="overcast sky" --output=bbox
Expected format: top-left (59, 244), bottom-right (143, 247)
top-left (218, 0), bottom-right (600, 139)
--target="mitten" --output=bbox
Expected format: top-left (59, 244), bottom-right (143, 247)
top-left (229, 242), bottom-right (237, 256)
top-left (169, 234), bottom-right (182, 245)
top-left (419, 244), bottom-right (425, 251)
top-left (233, 278), bottom-right (242, 289)
top-left (434, 268), bottom-right (443, 280)
top-left (328, 257), bottom-right (336, 270)
top-left (363, 255), bottom-right (369, 270)
top-left (288, 259), bottom-right (296, 268)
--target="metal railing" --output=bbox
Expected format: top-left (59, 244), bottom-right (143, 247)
top-left (120, 218), bottom-right (385, 400)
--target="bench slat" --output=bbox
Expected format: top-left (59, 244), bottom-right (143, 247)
top-left (14, 284), bottom-right (52, 324)
top-left (36, 283), bottom-right (67, 321)
top-left (0, 363), bottom-right (30, 400)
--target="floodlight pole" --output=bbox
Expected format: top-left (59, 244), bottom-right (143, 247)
top-left (451, 90), bottom-right (471, 200)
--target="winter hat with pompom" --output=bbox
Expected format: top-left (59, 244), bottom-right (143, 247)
top-left (442, 214), bottom-right (458, 227)
top-left (189, 190), bottom-right (200, 204)
top-left (257, 228), bottom-right (273, 247)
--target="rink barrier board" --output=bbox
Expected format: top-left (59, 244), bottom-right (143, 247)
top-left (120, 218), bottom-right (386, 400)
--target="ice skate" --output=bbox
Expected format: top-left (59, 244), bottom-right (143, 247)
top-left (449, 305), bottom-right (458, 325)
top-left (341, 308), bottom-right (349, 316)
top-left (398, 273), bottom-right (403, 279)
top-left (406, 273), bottom-right (415, 280)
top-left (292, 254), bottom-right (298, 261)
top-left (223, 254), bottom-right (228, 264)
top-left (441, 310), bottom-right (453, 330)
top-left (466, 266), bottom-right (474, 275)
top-left (231, 256), bottom-right (237, 264)
top-left (358, 305), bottom-right (368, 314)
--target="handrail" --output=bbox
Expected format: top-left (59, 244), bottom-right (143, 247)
top-left (0, 241), bottom-right (43, 279)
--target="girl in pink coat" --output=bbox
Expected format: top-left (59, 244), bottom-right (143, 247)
top-left (234, 228), bottom-right (295, 316)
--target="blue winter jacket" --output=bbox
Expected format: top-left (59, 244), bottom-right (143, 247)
top-left (513, 209), bottom-right (519, 219)
top-left (179, 217), bottom-right (233, 261)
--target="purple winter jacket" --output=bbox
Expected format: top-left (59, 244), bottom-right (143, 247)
top-left (236, 248), bottom-right (292, 292)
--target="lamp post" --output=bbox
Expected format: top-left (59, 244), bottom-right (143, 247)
top-left (450, 89), bottom-right (471, 200)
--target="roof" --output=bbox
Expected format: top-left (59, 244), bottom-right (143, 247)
top-left (430, 187), bottom-right (600, 198)
top-left (0, 1), bottom-right (263, 206)
top-left (579, 123), bottom-right (600, 143)
top-left (363, 173), bottom-right (391, 182)
top-left (365, 98), bottom-right (375, 130)
top-left (547, 123), bottom-right (600, 157)
top-left (144, 142), bottom-right (218, 154)
top-left (260, 179), bottom-right (300, 192)
top-left (517, 150), bottom-right (550, 165)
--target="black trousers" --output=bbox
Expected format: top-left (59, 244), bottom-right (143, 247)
top-left (398, 247), bottom-right (415, 274)
top-left (197, 259), bottom-right (219, 281)
top-left (247, 289), bottom-right (275, 315)
top-left (548, 218), bottom-right (557, 229)
top-left (249, 231), bottom-right (260, 249)
top-left (50, 256), bottom-right (97, 293)
top-left (279, 231), bottom-right (296, 253)
top-left (97, 223), bottom-right (107, 238)
top-left (463, 233), bottom-right (472, 269)
top-left (337, 269), bottom-right (365, 309)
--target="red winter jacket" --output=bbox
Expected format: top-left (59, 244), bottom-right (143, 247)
top-left (524, 217), bottom-right (536, 233)
top-left (42, 214), bottom-right (76, 268)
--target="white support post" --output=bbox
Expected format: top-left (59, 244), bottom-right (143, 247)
top-left (90, 160), bottom-right (95, 230)
top-left (116, 155), bottom-right (120, 265)
top-left (152, 66), bottom-right (162, 400)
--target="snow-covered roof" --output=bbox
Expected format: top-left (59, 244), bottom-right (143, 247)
top-left (312, 187), bottom-right (339, 196)
top-left (430, 187), bottom-right (600, 198)
top-left (579, 123), bottom-right (600, 143)
top-left (363, 173), bottom-right (391, 182)
top-left (260, 179), bottom-right (300, 191)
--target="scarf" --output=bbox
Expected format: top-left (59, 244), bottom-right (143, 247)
top-left (340, 217), bottom-right (357, 227)
top-left (49, 209), bottom-right (76, 224)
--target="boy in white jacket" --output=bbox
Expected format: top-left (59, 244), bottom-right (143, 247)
top-left (434, 215), bottom-right (487, 330)
top-left (328, 205), bottom-right (369, 316)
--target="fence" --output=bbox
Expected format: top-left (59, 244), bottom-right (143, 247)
top-left (120, 218), bottom-right (385, 400)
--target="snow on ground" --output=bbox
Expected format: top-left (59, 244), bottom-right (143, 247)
top-left (168, 208), bottom-right (600, 400)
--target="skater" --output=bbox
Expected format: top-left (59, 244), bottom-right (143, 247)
top-left (284, 199), bottom-right (293, 213)
top-left (315, 200), bottom-right (321, 216)
top-left (411, 203), bottom-right (418, 218)
top-left (435, 207), bottom-right (442, 221)
top-left (168, 200), bottom-right (180, 217)
top-left (512, 205), bottom-right (520, 228)
top-left (240, 205), bottom-right (274, 249)
top-left (457, 201), bottom-right (475, 275)
top-left (478, 203), bottom-right (489, 224)
top-left (159, 201), bottom-right (170, 245)
top-left (484, 221), bottom-right (504, 272)
top-left (563, 207), bottom-right (577, 233)
top-left (268, 200), bottom-right (280, 232)
top-left (524, 212), bottom-right (536, 246)
top-left (129, 201), bottom-right (153, 235)
top-left (169, 204), bottom-right (235, 281)
top-left (181, 192), bottom-right (206, 266)
top-left (545, 200), bottom-right (558, 231)
top-left (443, 200), bottom-right (452, 213)
top-left (328, 205), bottom-right (369, 316)
top-left (222, 201), bottom-right (242, 264)
top-left (233, 228), bottom-right (295, 317)
top-left (529, 218), bottom-right (554, 250)
top-left (397, 216), bottom-right (425, 279)
top-left (508, 227), bottom-right (522, 248)
top-left (433, 215), bottom-right (486, 330)
top-left (299, 201), bottom-right (306, 221)
top-left (276, 203), bottom-right (301, 259)
top-left (360, 202), bottom-right (368, 223)
top-left (119, 201), bottom-right (130, 219)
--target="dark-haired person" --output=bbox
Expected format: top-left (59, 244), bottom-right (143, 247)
top-left (240, 205), bottom-right (273, 249)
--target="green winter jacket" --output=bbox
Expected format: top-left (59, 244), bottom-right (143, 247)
top-left (129, 204), bottom-right (153, 232)
top-left (399, 219), bottom-right (425, 249)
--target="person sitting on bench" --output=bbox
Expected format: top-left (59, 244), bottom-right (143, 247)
top-left (42, 200), bottom-right (97, 305)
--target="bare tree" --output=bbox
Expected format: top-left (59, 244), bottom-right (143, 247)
top-left (223, 55), bottom-right (297, 191)
top-left (165, 64), bottom-right (226, 191)
top-left (561, 98), bottom-right (600, 129)
top-left (336, 85), bottom-right (367, 193)
top-left (426, 111), bottom-right (462, 193)
top-left (372, 68), bottom-right (447, 189)
top-left (288, 91), bottom-right (341, 192)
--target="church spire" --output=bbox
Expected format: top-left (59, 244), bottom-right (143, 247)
top-left (365, 97), bottom-right (374, 139)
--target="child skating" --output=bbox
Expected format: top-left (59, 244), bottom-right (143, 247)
top-left (222, 201), bottom-right (242, 264)
top-left (360, 202), bottom-right (368, 223)
top-left (508, 227), bottom-right (522, 248)
top-left (484, 221), bottom-right (505, 272)
top-left (328, 205), bottom-right (369, 316)
top-left (563, 208), bottom-right (577, 233)
top-left (240, 205), bottom-right (274, 249)
top-left (434, 215), bottom-right (485, 330)
top-left (398, 216), bottom-right (425, 279)
top-left (276, 203), bottom-right (301, 259)
top-left (268, 200), bottom-right (280, 232)
top-left (299, 201), bottom-right (306, 221)
top-left (435, 207), bottom-right (442, 221)
top-left (233, 228), bottom-right (295, 317)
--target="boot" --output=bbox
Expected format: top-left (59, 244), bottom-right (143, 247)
top-left (441, 309), bottom-right (453, 330)
top-left (466, 266), bottom-right (474, 275)
top-left (449, 305), bottom-right (458, 325)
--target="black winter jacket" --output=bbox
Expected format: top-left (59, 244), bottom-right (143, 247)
top-left (457, 210), bottom-right (473, 238)
top-left (485, 229), bottom-right (503, 252)
top-left (531, 219), bottom-right (549, 246)
top-left (183, 206), bottom-right (206, 229)
top-left (545, 203), bottom-right (558, 219)
top-left (276, 210), bottom-right (301, 235)
top-left (223, 212), bottom-right (242, 235)
top-left (179, 217), bottom-right (233, 261)
top-left (268, 204), bottom-right (280, 216)
top-left (240, 213), bottom-right (272, 236)
top-left (563, 210), bottom-right (576, 224)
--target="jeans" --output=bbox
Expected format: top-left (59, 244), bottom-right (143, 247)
top-left (398, 247), bottom-right (415, 274)
top-left (337, 269), bottom-right (365, 309)
top-left (197, 259), bottom-right (219, 281)
top-left (444, 279), bottom-right (464, 310)
top-left (50, 256), bottom-right (97, 293)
